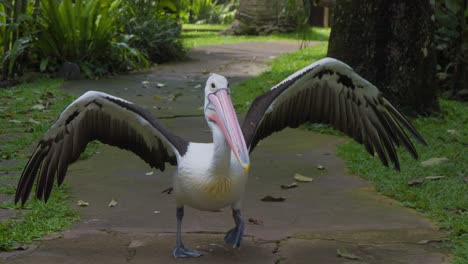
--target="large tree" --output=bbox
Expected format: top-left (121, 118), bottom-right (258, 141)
top-left (328, 0), bottom-right (439, 115)
top-left (223, 0), bottom-right (304, 35)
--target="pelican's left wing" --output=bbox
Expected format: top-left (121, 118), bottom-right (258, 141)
top-left (15, 91), bottom-right (188, 204)
top-left (242, 58), bottom-right (426, 170)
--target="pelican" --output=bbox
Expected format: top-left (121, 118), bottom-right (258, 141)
top-left (15, 58), bottom-right (426, 258)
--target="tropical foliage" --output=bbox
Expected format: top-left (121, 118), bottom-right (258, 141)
top-left (0, 0), bottom-right (186, 81)
top-left (181, 0), bottom-right (239, 24)
top-left (120, 0), bottom-right (186, 63)
top-left (434, 0), bottom-right (467, 99)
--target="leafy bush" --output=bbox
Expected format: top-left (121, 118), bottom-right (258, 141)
top-left (35, 0), bottom-right (148, 77)
top-left (185, 0), bottom-right (238, 24)
top-left (120, 0), bottom-right (186, 63)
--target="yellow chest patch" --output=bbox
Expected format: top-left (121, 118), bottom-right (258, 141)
top-left (203, 176), bottom-right (233, 199)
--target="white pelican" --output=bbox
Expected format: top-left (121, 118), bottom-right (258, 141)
top-left (15, 58), bottom-right (426, 258)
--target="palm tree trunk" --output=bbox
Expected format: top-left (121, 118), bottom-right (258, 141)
top-left (328, 0), bottom-right (439, 115)
top-left (223, 0), bottom-right (304, 35)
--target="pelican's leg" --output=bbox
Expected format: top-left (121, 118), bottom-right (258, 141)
top-left (172, 207), bottom-right (203, 258)
top-left (224, 209), bottom-right (244, 248)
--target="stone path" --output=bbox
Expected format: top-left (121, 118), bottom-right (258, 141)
top-left (2, 42), bottom-right (449, 263)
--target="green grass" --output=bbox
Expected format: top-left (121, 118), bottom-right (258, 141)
top-left (0, 79), bottom-right (72, 161)
top-left (0, 186), bottom-right (78, 250)
top-left (230, 43), bottom-right (467, 263)
top-left (337, 100), bottom-right (468, 264)
top-left (231, 43), bottom-right (328, 112)
top-left (183, 23), bottom-right (228, 31)
top-left (0, 79), bottom-right (94, 250)
top-left (182, 24), bottom-right (331, 48)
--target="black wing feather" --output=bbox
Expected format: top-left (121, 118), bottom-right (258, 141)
top-left (15, 91), bottom-right (188, 205)
top-left (241, 58), bottom-right (426, 170)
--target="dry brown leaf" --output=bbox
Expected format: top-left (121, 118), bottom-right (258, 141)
top-left (424, 176), bottom-right (445, 181)
top-left (337, 248), bottom-right (360, 260)
top-left (294, 173), bottom-right (313, 182)
top-left (407, 177), bottom-right (425, 186)
top-left (417, 239), bottom-right (445, 245)
top-left (248, 218), bottom-right (263, 225)
top-left (28, 118), bottom-right (40, 124)
top-left (108, 198), bottom-right (118, 207)
top-left (280, 182), bottom-right (298, 189)
top-left (421, 157), bottom-right (448, 167)
top-left (77, 200), bottom-right (89, 207)
top-left (260, 196), bottom-right (286, 202)
top-left (31, 104), bottom-right (45, 111)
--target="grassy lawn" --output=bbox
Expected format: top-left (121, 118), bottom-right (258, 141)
top-left (182, 24), bottom-right (331, 47)
top-left (231, 44), bottom-right (467, 264)
top-left (0, 80), bottom-right (85, 250)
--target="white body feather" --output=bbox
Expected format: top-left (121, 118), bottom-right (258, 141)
top-left (174, 143), bottom-right (247, 211)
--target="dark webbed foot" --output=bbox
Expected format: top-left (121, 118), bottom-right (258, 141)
top-left (173, 245), bottom-right (203, 258)
top-left (224, 209), bottom-right (244, 248)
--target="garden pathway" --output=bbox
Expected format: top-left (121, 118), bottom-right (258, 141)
top-left (3, 42), bottom-right (449, 263)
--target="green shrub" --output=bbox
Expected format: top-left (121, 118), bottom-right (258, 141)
top-left (36, 0), bottom-right (148, 77)
top-left (120, 0), bottom-right (186, 63)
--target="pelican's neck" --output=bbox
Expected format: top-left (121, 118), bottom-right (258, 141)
top-left (211, 124), bottom-right (231, 172)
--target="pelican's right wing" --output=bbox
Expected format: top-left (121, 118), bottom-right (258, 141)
top-left (15, 91), bottom-right (188, 204)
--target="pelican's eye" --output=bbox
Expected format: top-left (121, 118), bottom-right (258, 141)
top-left (210, 83), bottom-right (216, 91)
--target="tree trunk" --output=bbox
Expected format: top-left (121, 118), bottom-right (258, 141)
top-left (328, 0), bottom-right (439, 115)
top-left (222, 0), bottom-right (304, 35)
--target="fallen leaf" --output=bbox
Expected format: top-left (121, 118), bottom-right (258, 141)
top-left (337, 248), bottom-right (360, 260)
top-left (156, 82), bottom-right (166, 88)
top-left (152, 95), bottom-right (162, 101)
top-left (407, 177), bottom-right (425, 186)
top-left (145, 171), bottom-right (154, 176)
top-left (194, 84), bottom-right (202, 89)
top-left (317, 165), bottom-right (325, 170)
top-left (128, 240), bottom-right (145, 248)
top-left (417, 239), bottom-right (445, 245)
top-left (421, 157), bottom-right (448, 167)
top-left (424, 176), bottom-right (445, 181)
top-left (261, 195), bottom-right (286, 202)
top-left (248, 218), bottom-right (263, 225)
top-left (168, 92), bottom-right (183, 102)
top-left (280, 182), bottom-right (298, 189)
top-left (447, 129), bottom-right (458, 135)
top-left (141, 81), bottom-right (149, 85)
top-left (294, 173), bottom-right (313, 182)
top-left (202, 69), bottom-right (209, 74)
top-left (77, 200), bottom-right (89, 207)
top-left (28, 118), bottom-right (40, 124)
top-left (9, 119), bottom-right (22, 124)
top-left (31, 104), bottom-right (45, 111)
top-left (13, 244), bottom-right (29, 251)
top-left (108, 198), bottom-right (118, 207)
top-left (161, 187), bottom-right (173, 194)
top-left (447, 208), bottom-right (466, 215)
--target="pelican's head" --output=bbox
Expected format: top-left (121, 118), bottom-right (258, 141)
top-left (204, 74), bottom-right (250, 173)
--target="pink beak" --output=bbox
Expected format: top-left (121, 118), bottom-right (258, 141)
top-left (207, 89), bottom-right (250, 173)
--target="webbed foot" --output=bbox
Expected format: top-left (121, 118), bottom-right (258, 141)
top-left (172, 245), bottom-right (203, 258)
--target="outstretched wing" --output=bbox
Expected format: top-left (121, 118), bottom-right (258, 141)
top-left (242, 58), bottom-right (426, 170)
top-left (15, 91), bottom-right (188, 204)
